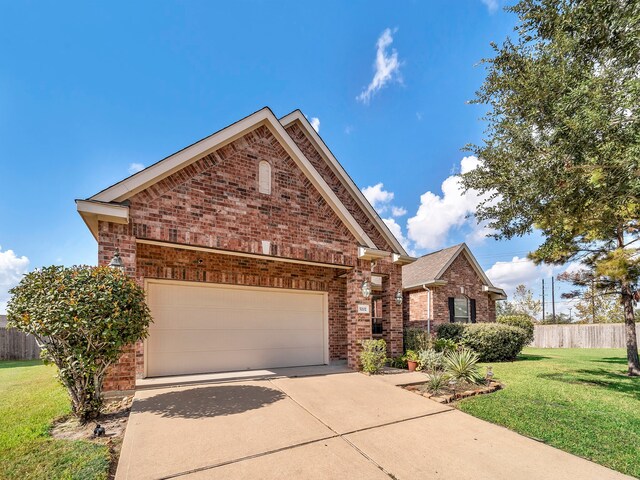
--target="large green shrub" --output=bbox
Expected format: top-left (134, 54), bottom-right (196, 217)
top-left (403, 327), bottom-right (431, 352)
top-left (436, 323), bottom-right (465, 342)
top-left (461, 323), bottom-right (528, 362)
top-left (360, 339), bottom-right (387, 374)
top-left (497, 314), bottom-right (535, 344)
top-left (7, 265), bottom-right (153, 422)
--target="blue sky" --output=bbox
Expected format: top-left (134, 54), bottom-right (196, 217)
top-left (0, 0), bottom-right (573, 314)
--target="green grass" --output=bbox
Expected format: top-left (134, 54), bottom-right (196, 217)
top-left (0, 360), bottom-right (110, 480)
top-left (458, 348), bottom-right (640, 478)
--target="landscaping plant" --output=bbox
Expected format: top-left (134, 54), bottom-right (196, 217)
top-left (461, 324), bottom-right (528, 362)
top-left (360, 339), bottom-right (387, 374)
top-left (417, 348), bottom-right (444, 373)
top-left (435, 323), bottom-right (465, 343)
top-left (424, 371), bottom-right (449, 395)
top-left (497, 314), bottom-right (535, 344)
top-left (443, 348), bottom-right (483, 384)
top-left (403, 327), bottom-right (431, 352)
top-left (433, 337), bottom-right (457, 353)
top-left (6, 265), bottom-right (152, 422)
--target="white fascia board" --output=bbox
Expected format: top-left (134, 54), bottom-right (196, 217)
top-left (403, 280), bottom-right (448, 291)
top-left (279, 110), bottom-right (408, 256)
top-left (358, 246), bottom-right (391, 260)
top-left (87, 107), bottom-right (375, 249)
top-left (76, 200), bottom-right (129, 240)
top-left (392, 253), bottom-right (417, 265)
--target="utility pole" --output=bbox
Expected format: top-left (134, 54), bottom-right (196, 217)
top-left (551, 276), bottom-right (556, 323)
top-left (569, 307), bottom-right (573, 322)
top-left (590, 279), bottom-right (596, 324)
top-left (541, 279), bottom-right (546, 323)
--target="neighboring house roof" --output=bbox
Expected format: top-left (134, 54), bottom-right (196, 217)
top-left (402, 243), bottom-right (506, 298)
top-left (76, 107), bottom-right (409, 257)
top-left (0, 315), bottom-right (7, 328)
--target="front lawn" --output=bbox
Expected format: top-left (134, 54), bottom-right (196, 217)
top-left (458, 348), bottom-right (640, 478)
top-left (0, 360), bottom-right (110, 479)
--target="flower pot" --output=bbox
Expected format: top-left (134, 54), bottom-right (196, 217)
top-left (407, 360), bottom-right (418, 372)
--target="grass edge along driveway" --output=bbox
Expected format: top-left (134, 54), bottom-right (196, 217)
top-left (458, 348), bottom-right (640, 478)
top-left (0, 360), bottom-right (110, 480)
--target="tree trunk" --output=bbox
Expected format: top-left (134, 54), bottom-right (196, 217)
top-left (621, 281), bottom-right (640, 376)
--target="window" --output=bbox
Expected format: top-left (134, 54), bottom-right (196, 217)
top-left (453, 297), bottom-right (470, 323)
top-left (371, 295), bottom-right (383, 335)
top-left (258, 161), bottom-right (271, 194)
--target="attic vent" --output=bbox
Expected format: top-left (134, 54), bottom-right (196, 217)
top-left (258, 160), bottom-right (272, 194)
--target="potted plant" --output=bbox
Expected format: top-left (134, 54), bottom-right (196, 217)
top-left (405, 350), bottom-right (419, 372)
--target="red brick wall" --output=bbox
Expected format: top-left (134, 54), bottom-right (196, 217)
top-left (403, 252), bottom-right (497, 334)
top-left (129, 125), bottom-right (360, 266)
top-left (285, 122), bottom-right (393, 252)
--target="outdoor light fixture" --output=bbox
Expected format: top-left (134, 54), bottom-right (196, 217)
top-left (395, 290), bottom-right (403, 306)
top-left (108, 249), bottom-right (125, 272)
top-left (361, 279), bottom-right (371, 298)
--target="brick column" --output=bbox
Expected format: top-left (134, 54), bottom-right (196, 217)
top-left (385, 263), bottom-right (404, 357)
top-left (98, 221), bottom-right (139, 392)
top-left (346, 259), bottom-right (371, 369)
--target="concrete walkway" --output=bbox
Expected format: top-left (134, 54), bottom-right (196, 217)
top-left (116, 369), bottom-right (631, 480)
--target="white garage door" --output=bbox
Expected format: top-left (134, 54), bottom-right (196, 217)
top-left (145, 281), bottom-right (328, 377)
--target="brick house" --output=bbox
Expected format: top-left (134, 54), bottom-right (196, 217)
top-left (402, 243), bottom-right (506, 333)
top-left (76, 107), bottom-right (414, 392)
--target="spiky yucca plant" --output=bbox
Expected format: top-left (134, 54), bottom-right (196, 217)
top-left (443, 348), bottom-right (483, 384)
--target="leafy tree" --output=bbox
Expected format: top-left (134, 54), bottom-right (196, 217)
top-left (560, 269), bottom-right (624, 323)
top-left (496, 284), bottom-right (541, 318)
top-left (462, 0), bottom-right (640, 375)
top-left (7, 266), bottom-right (152, 421)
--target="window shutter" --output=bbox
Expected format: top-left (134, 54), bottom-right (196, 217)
top-left (448, 297), bottom-right (455, 323)
top-left (470, 299), bottom-right (477, 323)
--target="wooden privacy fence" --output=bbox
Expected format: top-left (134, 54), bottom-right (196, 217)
top-left (0, 327), bottom-right (41, 360)
top-left (533, 323), bottom-right (640, 348)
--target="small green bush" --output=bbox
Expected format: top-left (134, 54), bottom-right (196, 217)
top-left (461, 323), bottom-right (528, 362)
top-left (405, 349), bottom-right (419, 362)
top-left (497, 314), bottom-right (535, 344)
top-left (403, 327), bottom-right (431, 352)
top-left (443, 348), bottom-right (483, 384)
top-left (417, 348), bottom-right (444, 373)
top-left (387, 355), bottom-right (407, 369)
top-left (360, 339), bottom-right (387, 374)
top-left (436, 323), bottom-right (465, 342)
top-left (433, 338), bottom-right (458, 353)
top-left (424, 371), bottom-right (449, 395)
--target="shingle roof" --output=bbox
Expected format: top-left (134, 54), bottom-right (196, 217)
top-left (402, 244), bottom-right (465, 289)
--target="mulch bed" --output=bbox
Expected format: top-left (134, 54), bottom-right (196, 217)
top-left (51, 395), bottom-right (133, 479)
top-left (403, 380), bottom-right (502, 404)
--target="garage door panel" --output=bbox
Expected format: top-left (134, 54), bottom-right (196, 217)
top-left (146, 282), bottom-right (327, 377)
top-left (148, 329), bottom-right (324, 353)
top-left (149, 307), bottom-right (324, 331)
top-left (148, 346), bottom-right (326, 377)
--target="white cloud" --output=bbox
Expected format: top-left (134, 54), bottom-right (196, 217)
top-left (391, 206), bottom-right (407, 217)
top-left (481, 0), bottom-right (499, 13)
top-left (307, 116), bottom-right (320, 133)
top-left (383, 218), bottom-right (414, 256)
top-left (0, 246), bottom-right (30, 314)
top-left (416, 112), bottom-right (423, 121)
top-left (486, 256), bottom-right (554, 296)
top-left (406, 156), bottom-right (491, 250)
top-left (344, 125), bottom-right (354, 135)
top-left (356, 28), bottom-right (402, 104)
top-left (128, 162), bottom-right (145, 175)
top-left (362, 183), bottom-right (394, 211)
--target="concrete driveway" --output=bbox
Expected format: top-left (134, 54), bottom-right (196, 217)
top-left (116, 368), bottom-right (631, 480)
